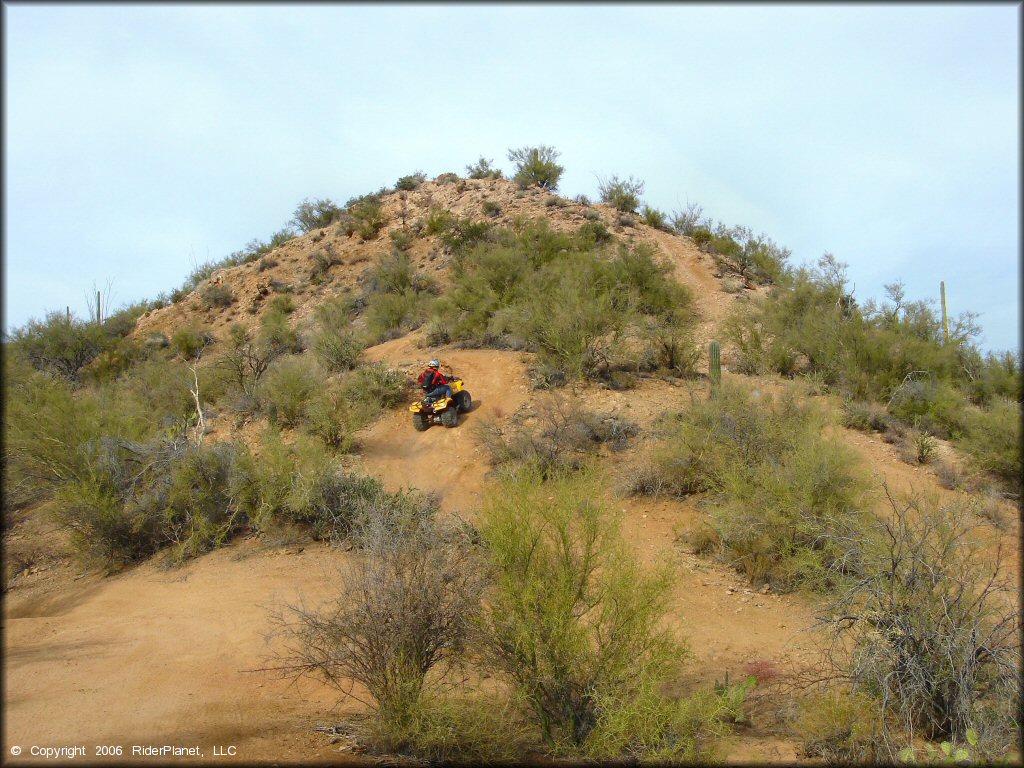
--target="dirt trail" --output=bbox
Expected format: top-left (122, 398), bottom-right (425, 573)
top-left (357, 333), bottom-right (532, 515)
top-left (4, 540), bottom-right (353, 763)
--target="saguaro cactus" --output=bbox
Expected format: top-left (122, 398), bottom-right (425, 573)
top-left (940, 281), bottom-right (949, 345)
top-left (709, 340), bottom-right (721, 397)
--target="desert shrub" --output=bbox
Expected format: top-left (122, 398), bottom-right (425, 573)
top-left (477, 395), bottom-right (637, 478)
top-left (170, 325), bottom-right (215, 359)
top-left (638, 383), bottom-right (870, 591)
top-left (439, 217), bottom-right (492, 254)
top-left (434, 171), bottom-right (459, 184)
top-left (957, 398), bottom-right (1021, 490)
top-left (50, 437), bottom-right (182, 568)
top-left (813, 490), bottom-right (1020, 759)
top-left (310, 294), bottom-right (363, 372)
top-left (507, 145), bottom-right (563, 190)
top-left (367, 251), bottom-right (432, 295)
top-left (291, 197), bottom-right (343, 233)
top-left (79, 336), bottom-right (146, 384)
top-left (641, 205), bottom-right (669, 230)
top-left (200, 283), bottom-right (234, 309)
top-left (266, 294), bottom-right (295, 315)
top-left (364, 291), bottom-right (430, 343)
top-left (671, 201), bottom-right (706, 236)
top-left (795, 690), bottom-right (889, 763)
top-left (423, 206), bottom-right (456, 235)
top-left (9, 311), bottom-right (111, 380)
top-left (466, 156), bottom-right (503, 180)
top-left (963, 350), bottom-right (1022, 406)
top-left (304, 386), bottom-right (369, 452)
top-left (3, 372), bottom-right (152, 508)
top-left (349, 195), bottom-right (388, 240)
top-left (272, 491), bottom-right (485, 730)
top-left (343, 362), bottom-right (408, 411)
top-left (585, 683), bottom-right (731, 763)
top-left (259, 307), bottom-right (301, 356)
top-left (359, 690), bottom-right (532, 762)
top-left (308, 247), bottom-right (338, 284)
top-left (575, 219), bottom-right (611, 246)
top-left (163, 442), bottom-right (245, 560)
top-left (598, 174), bottom-right (644, 213)
top-left (841, 399), bottom-right (891, 432)
top-left (476, 468), bottom-right (682, 750)
top-left (481, 199), bottom-right (502, 218)
top-left (233, 430), bottom-right (381, 540)
top-left (388, 228), bottom-right (414, 252)
top-left (259, 355), bottom-right (321, 427)
top-left (257, 256), bottom-right (278, 272)
top-left (886, 377), bottom-right (969, 440)
top-left (395, 171), bottom-right (426, 191)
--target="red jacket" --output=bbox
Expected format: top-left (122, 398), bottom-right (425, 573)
top-left (417, 368), bottom-right (449, 390)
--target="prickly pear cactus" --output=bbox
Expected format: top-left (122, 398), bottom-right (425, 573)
top-left (709, 340), bottom-right (721, 397)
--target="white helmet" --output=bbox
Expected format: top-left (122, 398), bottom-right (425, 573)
top-left (428, 358), bottom-right (440, 368)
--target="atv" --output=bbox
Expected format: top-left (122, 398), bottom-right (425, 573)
top-left (410, 377), bottom-right (472, 431)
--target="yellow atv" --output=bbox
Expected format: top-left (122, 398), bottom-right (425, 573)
top-left (410, 378), bottom-right (472, 431)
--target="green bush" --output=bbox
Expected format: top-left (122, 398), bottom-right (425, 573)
top-left (481, 199), bottom-right (502, 218)
top-left (311, 294), bottom-right (363, 372)
top-left (886, 378), bottom-right (968, 440)
top-left (423, 206), bottom-right (456, 235)
top-left (841, 400), bottom-right (892, 432)
top-left (343, 362), bottom-right (409, 411)
top-left (395, 171), bottom-right (426, 191)
top-left (259, 355), bottom-right (321, 427)
top-left (170, 325), bottom-right (215, 359)
top-left (291, 197), bottom-right (343, 233)
top-left (350, 195), bottom-right (388, 240)
top-left (958, 398), bottom-right (1021, 489)
top-left (200, 283), bottom-right (234, 309)
top-left (476, 467), bottom-right (682, 750)
top-left (636, 382), bottom-right (870, 591)
top-left (642, 206), bottom-right (669, 230)
top-left (439, 217), bottom-right (492, 255)
top-left (304, 386), bottom-right (369, 452)
top-left (364, 290), bottom-right (430, 343)
top-left (507, 145), bottom-right (563, 190)
top-left (259, 307), bottom-right (301, 356)
top-left (598, 174), bottom-right (644, 213)
top-left (10, 311), bottom-right (112, 380)
top-left (466, 157), bottom-right (503, 180)
top-left (266, 294), bottom-right (295, 315)
top-left (164, 442), bottom-right (244, 560)
top-left (308, 247), bottom-right (338, 284)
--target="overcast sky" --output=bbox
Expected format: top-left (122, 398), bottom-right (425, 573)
top-left (4, 3), bottom-right (1019, 353)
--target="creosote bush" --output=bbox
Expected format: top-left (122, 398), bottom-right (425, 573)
top-left (466, 156), bottom-right (503, 180)
top-left (291, 197), bottom-right (343, 233)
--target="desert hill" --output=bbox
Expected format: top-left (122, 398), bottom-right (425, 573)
top-left (4, 173), bottom-right (1019, 764)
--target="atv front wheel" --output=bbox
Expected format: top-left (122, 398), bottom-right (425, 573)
top-left (455, 390), bottom-right (472, 413)
top-left (412, 413), bottom-right (429, 432)
top-left (440, 407), bottom-right (459, 428)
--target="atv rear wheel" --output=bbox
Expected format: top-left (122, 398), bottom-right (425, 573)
top-left (412, 412), bottom-right (429, 432)
top-left (455, 390), bottom-right (472, 413)
top-left (440, 407), bottom-right (459, 428)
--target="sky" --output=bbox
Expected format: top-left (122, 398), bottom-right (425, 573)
top-left (3, 3), bottom-right (1020, 353)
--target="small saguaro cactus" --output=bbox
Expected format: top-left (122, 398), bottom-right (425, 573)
top-left (709, 340), bottom-right (721, 397)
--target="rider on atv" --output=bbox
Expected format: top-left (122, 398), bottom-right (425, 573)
top-left (417, 358), bottom-right (452, 404)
